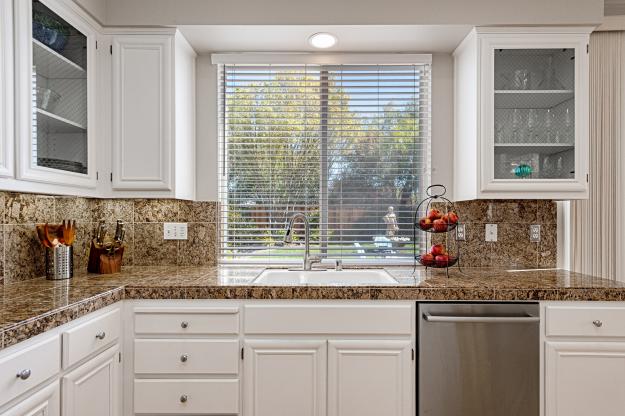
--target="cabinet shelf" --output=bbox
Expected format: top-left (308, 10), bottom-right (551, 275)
top-left (495, 143), bottom-right (574, 155)
top-left (36, 108), bottom-right (86, 133)
top-left (33, 39), bottom-right (86, 79)
top-left (495, 90), bottom-right (574, 109)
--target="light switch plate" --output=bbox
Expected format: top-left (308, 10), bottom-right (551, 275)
top-left (456, 224), bottom-right (466, 241)
top-left (485, 224), bottom-right (498, 242)
top-left (164, 223), bottom-right (188, 240)
top-left (530, 224), bottom-right (541, 242)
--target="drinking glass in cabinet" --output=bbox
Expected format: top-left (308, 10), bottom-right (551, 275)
top-left (31, 0), bottom-right (88, 175)
top-left (493, 48), bottom-right (575, 180)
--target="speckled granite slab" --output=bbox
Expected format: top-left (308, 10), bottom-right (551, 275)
top-left (1, 266), bottom-right (624, 349)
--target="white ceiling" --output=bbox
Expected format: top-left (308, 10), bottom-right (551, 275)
top-left (178, 25), bottom-right (473, 54)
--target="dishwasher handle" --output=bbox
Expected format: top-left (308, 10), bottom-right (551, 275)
top-left (422, 312), bottom-right (539, 324)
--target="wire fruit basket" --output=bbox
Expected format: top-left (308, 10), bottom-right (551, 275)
top-left (412, 184), bottom-right (462, 277)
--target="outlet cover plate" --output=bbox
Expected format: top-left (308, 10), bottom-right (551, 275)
top-left (485, 224), bottom-right (498, 242)
top-left (456, 224), bottom-right (466, 241)
top-left (164, 223), bottom-right (188, 240)
top-left (530, 224), bottom-right (541, 242)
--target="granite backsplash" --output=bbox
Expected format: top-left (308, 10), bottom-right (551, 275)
top-left (0, 192), bottom-right (218, 284)
top-left (0, 192), bottom-right (557, 285)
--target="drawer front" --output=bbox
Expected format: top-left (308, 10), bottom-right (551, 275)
top-left (134, 379), bottom-right (239, 414)
top-left (0, 336), bottom-right (60, 407)
top-left (134, 339), bottom-right (239, 375)
top-left (546, 305), bottom-right (625, 337)
top-left (244, 304), bottom-right (413, 335)
top-left (134, 307), bottom-right (239, 335)
top-left (62, 308), bottom-right (121, 368)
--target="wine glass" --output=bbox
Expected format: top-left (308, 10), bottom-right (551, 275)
top-left (527, 109), bottom-right (539, 143)
top-left (544, 109), bottom-right (555, 142)
top-left (511, 109), bottom-right (523, 143)
top-left (564, 107), bottom-right (573, 144)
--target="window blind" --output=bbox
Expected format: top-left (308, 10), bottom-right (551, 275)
top-left (218, 62), bottom-right (431, 263)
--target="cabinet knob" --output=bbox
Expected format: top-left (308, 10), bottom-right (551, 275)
top-left (180, 354), bottom-right (188, 363)
top-left (95, 331), bottom-right (106, 340)
top-left (593, 320), bottom-right (603, 328)
top-left (16, 369), bottom-right (31, 380)
top-left (180, 395), bottom-right (188, 403)
top-left (180, 321), bottom-right (189, 329)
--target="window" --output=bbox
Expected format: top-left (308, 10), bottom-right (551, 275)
top-left (217, 56), bottom-right (431, 263)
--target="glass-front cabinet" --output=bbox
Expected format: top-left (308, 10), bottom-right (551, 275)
top-left (15, 0), bottom-right (97, 188)
top-left (454, 28), bottom-right (591, 200)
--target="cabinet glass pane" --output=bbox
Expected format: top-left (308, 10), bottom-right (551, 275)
top-left (493, 48), bottom-right (575, 180)
top-left (32, 0), bottom-right (87, 174)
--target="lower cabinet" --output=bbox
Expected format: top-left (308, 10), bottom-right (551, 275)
top-left (545, 341), bottom-right (625, 416)
top-left (1, 381), bottom-right (60, 416)
top-left (243, 339), bottom-right (414, 416)
top-left (243, 340), bottom-right (327, 416)
top-left (61, 344), bottom-right (121, 416)
top-left (327, 340), bottom-right (412, 416)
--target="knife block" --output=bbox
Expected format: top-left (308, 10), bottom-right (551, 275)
top-left (88, 239), bottom-right (124, 274)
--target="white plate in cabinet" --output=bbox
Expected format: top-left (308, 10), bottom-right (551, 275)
top-left (134, 307), bottom-right (239, 335)
top-left (134, 339), bottom-right (239, 375)
top-left (244, 304), bottom-right (412, 335)
top-left (62, 309), bottom-right (121, 368)
top-left (545, 305), bottom-right (625, 338)
top-left (133, 379), bottom-right (240, 415)
top-left (0, 380), bottom-right (60, 416)
top-left (545, 341), bottom-right (625, 416)
top-left (0, 336), bottom-right (60, 408)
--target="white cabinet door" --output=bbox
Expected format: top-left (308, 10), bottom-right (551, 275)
top-left (328, 340), bottom-right (412, 416)
top-left (1, 381), bottom-right (59, 416)
top-left (545, 341), bottom-right (625, 416)
top-left (0, 0), bottom-right (14, 178)
top-left (111, 34), bottom-right (172, 191)
top-left (61, 344), bottom-right (121, 416)
top-left (244, 340), bottom-right (326, 416)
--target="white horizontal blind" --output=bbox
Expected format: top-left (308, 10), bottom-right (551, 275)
top-left (218, 62), bottom-right (431, 263)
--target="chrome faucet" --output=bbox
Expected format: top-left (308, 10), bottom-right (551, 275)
top-left (283, 212), bottom-right (322, 270)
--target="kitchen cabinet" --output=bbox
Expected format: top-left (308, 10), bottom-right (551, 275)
top-left (545, 342), bottom-right (625, 416)
top-left (327, 340), bottom-right (412, 416)
top-left (0, 381), bottom-right (60, 416)
top-left (61, 344), bottom-right (121, 416)
top-left (109, 29), bottom-right (196, 199)
top-left (243, 340), bottom-right (327, 416)
top-left (0, 0), bottom-right (14, 178)
top-left (453, 27), bottom-right (592, 200)
top-left (13, 0), bottom-right (99, 189)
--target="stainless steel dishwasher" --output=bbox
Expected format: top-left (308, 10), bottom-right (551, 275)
top-left (418, 303), bottom-right (539, 416)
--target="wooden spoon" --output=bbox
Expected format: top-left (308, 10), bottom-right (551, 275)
top-left (44, 223), bottom-right (59, 247)
top-left (65, 220), bottom-right (76, 246)
top-left (36, 224), bottom-right (52, 248)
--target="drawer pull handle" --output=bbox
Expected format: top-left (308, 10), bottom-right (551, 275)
top-left (95, 331), bottom-right (106, 340)
top-left (180, 395), bottom-right (188, 403)
top-left (16, 369), bottom-right (31, 380)
top-left (181, 321), bottom-right (189, 329)
top-left (593, 320), bottom-right (603, 328)
top-left (180, 354), bottom-right (188, 363)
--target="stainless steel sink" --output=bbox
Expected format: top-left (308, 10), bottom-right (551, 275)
top-left (252, 269), bottom-right (398, 285)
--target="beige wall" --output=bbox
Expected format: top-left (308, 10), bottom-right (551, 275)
top-left (105, 0), bottom-right (602, 26)
top-left (194, 53), bottom-right (455, 201)
top-left (73, 0), bottom-right (106, 24)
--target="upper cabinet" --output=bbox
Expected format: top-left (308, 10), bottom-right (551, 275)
top-left (454, 27), bottom-right (592, 200)
top-left (0, 1), bottom-right (14, 178)
top-left (14, 0), bottom-right (98, 188)
top-left (109, 29), bottom-right (196, 199)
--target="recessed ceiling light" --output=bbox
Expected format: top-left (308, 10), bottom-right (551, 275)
top-left (308, 32), bottom-right (337, 49)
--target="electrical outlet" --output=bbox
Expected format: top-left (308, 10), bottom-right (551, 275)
top-left (164, 223), bottom-right (188, 240)
top-left (456, 223), bottom-right (466, 241)
top-left (530, 224), bottom-right (541, 242)
top-left (485, 224), bottom-right (498, 242)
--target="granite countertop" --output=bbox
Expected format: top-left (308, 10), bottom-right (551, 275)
top-left (1, 265), bottom-right (624, 349)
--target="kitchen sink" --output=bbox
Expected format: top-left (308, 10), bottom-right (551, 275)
top-left (252, 269), bottom-right (398, 285)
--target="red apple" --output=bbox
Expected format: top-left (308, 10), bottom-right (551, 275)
top-left (447, 211), bottom-right (459, 224)
top-left (418, 217), bottom-right (433, 230)
top-left (432, 219), bottom-right (448, 232)
top-left (427, 208), bottom-right (442, 221)
top-left (430, 244), bottom-right (445, 256)
top-left (435, 254), bottom-right (450, 267)
top-left (420, 253), bottom-right (435, 266)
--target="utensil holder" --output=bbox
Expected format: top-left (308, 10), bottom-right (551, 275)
top-left (45, 245), bottom-right (73, 280)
